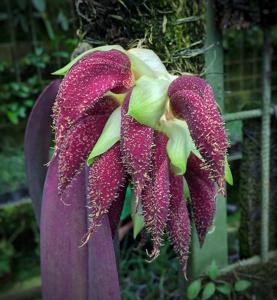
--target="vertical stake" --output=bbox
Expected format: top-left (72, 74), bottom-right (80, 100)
top-left (261, 27), bottom-right (272, 262)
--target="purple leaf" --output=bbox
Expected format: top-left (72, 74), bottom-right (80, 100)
top-left (41, 158), bottom-right (121, 299)
top-left (24, 80), bottom-right (61, 223)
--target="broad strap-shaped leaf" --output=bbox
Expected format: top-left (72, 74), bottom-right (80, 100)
top-left (58, 97), bottom-right (117, 196)
top-left (121, 93), bottom-right (154, 203)
top-left (185, 154), bottom-right (216, 245)
top-left (53, 49), bottom-right (134, 153)
top-left (83, 143), bottom-right (126, 244)
top-left (41, 158), bottom-right (121, 300)
top-left (168, 75), bottom-right (228, 191)
top-left (24, 79), bottom-right (61, 223)
top-left (141, 133), bottom-right (170, 260)
top-left (167, 172), bottom-right (191, 276)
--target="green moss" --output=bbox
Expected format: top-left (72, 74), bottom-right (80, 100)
top-left (76, 0), bottom-right (205, 75)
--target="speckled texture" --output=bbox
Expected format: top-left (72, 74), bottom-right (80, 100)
top-left (53, 49), bottom-right (134, 154)
top-left (58, 98), bottom-right (117, 196)
top-left (169, 75), bottom-right (228, 192)
top-left (121, 93), bottom-right (154, 204)
top-left (168, 172), bottom-right (191, 276)
top-left (185, 154), bottom-right (216, 245)
top-left (141, 133), bottom-right (170, 260)
top-left (84, 143), bottom-right (126, 244)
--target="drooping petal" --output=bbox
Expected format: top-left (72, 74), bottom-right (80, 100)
top-left (167, 173), bottom-right (191, 276)
top-left (168, 75), bottom-right (228, 191)
top-left (58, 98), bottom-right (117, 196)
top-left (53, 49), bottom-right (134, 153)
top-left (141, 133), bottom-right (170, 260)
top-left (185, 154), bottom-right (216, 245)
top-left (83, 143), bottom-right (126, 244)
top-left (121, 93), bottom-right (154, 202)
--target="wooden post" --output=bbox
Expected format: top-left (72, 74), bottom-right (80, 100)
top-left (188, 0), bottom-right (228, 278)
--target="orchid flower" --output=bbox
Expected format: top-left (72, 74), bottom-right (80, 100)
top-left (51, 45), bottom-right (232, 276)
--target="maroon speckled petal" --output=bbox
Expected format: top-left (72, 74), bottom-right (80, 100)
top-left (84, 143), bottom-right (126, 244)
top-left (53, 50), bottom-right (134, 153)
top-left (168, 76), bottom-right (228, 191)
top-left (185, 154), bottom-right (216, 245)
top-left (121, 93), bottom-right (154, 204)
top-left (57, 97), bottom-right (117, 196)
top-left (141, 133), bottom-right (170, 260)
top-left (168, 173), bottom-right (191, 276)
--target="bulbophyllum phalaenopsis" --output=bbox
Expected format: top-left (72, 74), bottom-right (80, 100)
top-left (51, 45), bottom-right (232, 276)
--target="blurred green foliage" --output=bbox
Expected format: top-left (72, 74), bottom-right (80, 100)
top-left (0, 201), bottom-right (39, 285)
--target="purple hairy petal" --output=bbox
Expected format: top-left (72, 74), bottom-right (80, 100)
top-left (53, 49), bottom-right (134, 153)
top-left (141, 133), bottom-right (170, 260)
top-left (185, 154), bottom-right (216, 246)
top-left (168, 76), bottom-right (228, 191)
top-left (121, 93), bottom-right (154, 204)
top-left (58, 98), bottom-right (117, 196)
top-left (82, 143), bottom-right (126, 245)
top-left (168, 173), bottom-right (191, 277)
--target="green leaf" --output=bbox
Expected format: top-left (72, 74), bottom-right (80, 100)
top-left (52, 45), bottom-right (125, 76)
top-left (159, 119), bottom-right (202, 175)
top-left (6, 111), bottom-right (18, 124)
top-left (202, 282), bottom-right (216, 300)
top-left (206, 260), bottom-right (219, 280)
top-left (32, 0), bottom-right (46, 12)
top-left (128, 76), bottom-right (169, 128)
top-left (234, 280), bottom-right (251, 292)
top-left (187, 279), bottom-right (202, 300)
top-left (217, 283), bottom-right (232, 295)
top-left (120, 186), bottom-right (132, 220)
top-left (130, 191), bottom-right (144, 239)
top-left (224, 156), bottom-right (233, 185)
top-left (87, 106), bottom-right (121, 166)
